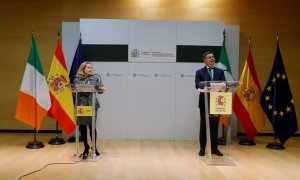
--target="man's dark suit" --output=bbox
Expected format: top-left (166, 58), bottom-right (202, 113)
top-left (195, 66), bottom-right (225, 152)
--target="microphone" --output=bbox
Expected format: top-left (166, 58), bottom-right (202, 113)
top-left (205, 67), bottom-right (213, 80)
top-left (204, 67), bottom-right (212, 88)
top-left (92, 74), bottom-right (102, 84)
top-left (92, 74), bottom-right (106, 94)
top-left (204, 68), bottom-right (209, 82)
top-left (199, 67), bottom-right (210, 90)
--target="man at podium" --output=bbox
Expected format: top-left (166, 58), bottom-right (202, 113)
top-left (195, 52), bottom-right (225, 156)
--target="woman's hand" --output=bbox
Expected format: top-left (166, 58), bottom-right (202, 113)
top-left (99, 84), bottom-right (106, 94)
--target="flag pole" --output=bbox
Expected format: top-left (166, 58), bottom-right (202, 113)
top-left (25, 32), bottom-right (45, 149)
top-left (249, 35), bottom-right (251, 47)
top-left (218, 30), bottom-right (227, 146)
top-left (266, 136), bottom-right (284, 149)
top-left (68, 32), bottom-right (83, 143)
top-left (26, 128), bottom-right (45, 149)
top-left (238, 35), bottom-right (256, 146)
top-left (48, 31), bottom-right (66, 145)
top-left (48, 122), bottom-right (65, 145)
top-left (265, 33), bottom-right (285, 150)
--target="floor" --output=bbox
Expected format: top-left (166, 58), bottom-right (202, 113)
top-left (1, 133), bottom-right (300, 180)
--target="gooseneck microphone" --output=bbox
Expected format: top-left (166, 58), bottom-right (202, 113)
top-left (204, 67), bottom-right (213, 88)
top-left (205, 67), bottom-right (213, 81)
top-left (92, 74), bottom-right (102, 84)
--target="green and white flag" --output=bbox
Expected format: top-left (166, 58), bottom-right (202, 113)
top-left (217, 39), bottom-right (234, 81)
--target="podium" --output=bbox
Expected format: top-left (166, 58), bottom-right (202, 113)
top-left (71, 84), bottom-right (99, 162)
top-left (199, 81), bottom-right (239, 166)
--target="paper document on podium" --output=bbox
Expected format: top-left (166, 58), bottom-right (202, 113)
top-left (210, 82), bottom-right (226, 92)
top-left (197, 87), bottom-right (207, 92)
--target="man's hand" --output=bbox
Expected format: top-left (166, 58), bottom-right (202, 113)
top-left (207, 86), bottom-right (211, 91)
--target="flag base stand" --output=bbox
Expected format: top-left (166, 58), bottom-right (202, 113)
top-left (68, 135), bottom-right (82, 142)
top-left (49, 137), bottom-right (65, 145)
top-left (218, 137), bottom-right (226, 145)
top-left (238, 139), bottom-right (256, 146)
top-left (48, 122), bottom-right (66, 145)
top-left (26, 128), bottom-right (44, 149)
top-left (26, 141), bottom-right (45, 149)
top-left (266, 142), bottom-right (285, 150)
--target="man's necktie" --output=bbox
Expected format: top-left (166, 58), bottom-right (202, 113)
top-left (208, 68), bottom-right (213, 80)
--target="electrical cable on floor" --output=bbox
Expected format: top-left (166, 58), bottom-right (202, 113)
top-left (18, 158), bottom-right (83, 180)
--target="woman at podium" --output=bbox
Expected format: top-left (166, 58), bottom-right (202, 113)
top-left (74, 62), bottom-right (106, 159)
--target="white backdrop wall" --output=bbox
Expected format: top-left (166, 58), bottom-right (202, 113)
top-left (62, 20), bottom-right (239, 140)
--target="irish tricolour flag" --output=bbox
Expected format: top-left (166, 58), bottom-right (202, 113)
top-left (15, 33), bottom-right (51, 130)
top-left (217, 38), bottom-right (233, 81)
top-left (216, 36), bottom-right (233, 125)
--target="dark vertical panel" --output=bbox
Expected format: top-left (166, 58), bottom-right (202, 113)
top-left (82, 45), bottom-right (128, 62)
top-left (176, 45), bottom-right (222, 63)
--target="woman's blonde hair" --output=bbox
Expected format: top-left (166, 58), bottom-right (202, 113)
top-left (76, 61), bottom-right (91, 78)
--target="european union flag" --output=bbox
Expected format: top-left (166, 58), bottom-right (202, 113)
top-left (260, 42), bottom-right (298, 145)
top-left (69, 38), bottom-right (84, 84)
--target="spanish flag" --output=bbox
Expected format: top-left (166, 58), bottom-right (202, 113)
top-left (47, 35), bottom-right (75, 135)
top-left (15, 33), bottom-right (51, 130)
top-left (233, 47), bottom-right (265, 140)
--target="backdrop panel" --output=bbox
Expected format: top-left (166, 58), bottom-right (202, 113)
top-left (127, 63), bottom-right (176, 140)
top-left (80, 19), bottom-right (129, 45)
top-left (128, 20), bottom-right (177, 62)
top-left (92, 62), bottom-right (129, 139)
top-left (177, 21), bottom-right (224, 46)
top-left (62, 20), bottom-right (239, 140)
top-left (175, 63), bottom-right (201, 140)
